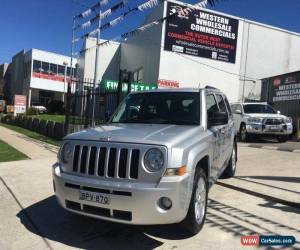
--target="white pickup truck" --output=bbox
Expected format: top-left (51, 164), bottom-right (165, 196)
top-left (231, 102), bottom-right (293, 142)
top-left (53, 87), bottom-right (237, 234)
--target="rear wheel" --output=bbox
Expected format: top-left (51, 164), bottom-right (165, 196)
top-left (182, 168), bottom-right (208, 235)
top-left (222, 142), bottom-right (237, 178)
top-left (240, 124), bottom-right (248, 142)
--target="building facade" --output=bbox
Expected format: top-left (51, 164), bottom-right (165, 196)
top-left (79, 0), bottom-right (300, 103)
top-left (2, 49), bottom-right (77, 107)
top-left (0, 63), bottom-right (9, 99)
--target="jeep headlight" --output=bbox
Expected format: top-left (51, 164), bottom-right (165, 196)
top-left (248, 117), bottom-right (264, 123)
top-left (144, 148), bottom-right (164, 172)
top-left (285, 117), bottom-right (292, 124)
top-left (60, 143), bottom-right (72, 163)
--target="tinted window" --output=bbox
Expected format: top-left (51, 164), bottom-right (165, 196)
top-left (206, 94), bottom-right (218, 118)
top-left (33, 60), bottom-right (41, 73)
top-left (112, 92), bottom-right (200, 125)
top-left (243, 104), bottom-right (276, 114)
top-left (58, 65), bottom-right (65, 76)
top-left (41, 62), bottom-right (49, 73)
top-left (224, 97), bottom-right (232, 115)
top-left (49, 64), bottom-right (57, 75)
top-left (215, 94), bottom-right (227, 113)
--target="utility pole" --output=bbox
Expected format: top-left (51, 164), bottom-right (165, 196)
top-left (91, 8), bottom-right (102, 127)
top-left (63, 61), bottom-right (68, 103)
top-left (64, 16), bottom-right (75, 135)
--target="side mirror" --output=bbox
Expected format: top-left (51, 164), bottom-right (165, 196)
top-left (208, 112), bottom-right (228, 127)
top-left (233, 110), bottom-right (242, 115)
top-left (277, 110), bottom-right (281, 114)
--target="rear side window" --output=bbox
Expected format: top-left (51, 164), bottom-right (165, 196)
top-left (224, 97), bottom-right (232, 115)
top-left (215, 94), bottom-right (227, 114)
top-left (206, 94), bottom-right (218, 119)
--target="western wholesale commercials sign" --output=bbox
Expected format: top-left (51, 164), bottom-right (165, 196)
top-left (164, 2), bottom-right (239, 63)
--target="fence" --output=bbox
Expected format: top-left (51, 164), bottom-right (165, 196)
top-left (65, 77), bottom-right (131, 134)
top-left (0, 115), bottom-right (64, 140)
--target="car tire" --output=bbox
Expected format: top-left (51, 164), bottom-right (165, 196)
top-left (240, 124), bottom-right (248, 142)
top-left (181, 168), bottom-right (208, 235)
top-left (277, 136), bottom-right (287, 143)
top-left (222, 141), bottom-right (237, 178)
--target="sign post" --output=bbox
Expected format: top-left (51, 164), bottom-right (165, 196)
top-left (14, 95), bottom-right (26, 116)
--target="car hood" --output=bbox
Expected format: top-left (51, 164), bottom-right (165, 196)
top-left (245, 113), bottom-right (288, 119)
top-left (65, 123), bottom-right (204, 147)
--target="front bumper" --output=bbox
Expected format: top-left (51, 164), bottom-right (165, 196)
top-left (246, 123), bottom-right (293, 135)
top-left (53, 163), bottom-right (191, 225)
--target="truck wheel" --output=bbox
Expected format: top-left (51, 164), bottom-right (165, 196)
top-left (240, 124), bottom-right (248, 142)
top-left (182, 168), bottom-right (208, 235)
top-left (222, 142), bottom-right (237, 178)
top-left (277, 136), bottom-right (287, 143)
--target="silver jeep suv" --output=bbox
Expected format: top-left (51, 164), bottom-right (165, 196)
top-left (53, 87), bottom-right (237, 234)
top-left (231, 102), bottom-right (293, 142)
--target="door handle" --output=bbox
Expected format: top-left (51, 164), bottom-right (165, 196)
top-left (220, 129), bottom-right (225, 134)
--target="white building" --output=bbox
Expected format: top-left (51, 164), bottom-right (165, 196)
top-left (80, 0), bottom-right (300, 103)
top-left (5, 49), bottom-right (77, 107)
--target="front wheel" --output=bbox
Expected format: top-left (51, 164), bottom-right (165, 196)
top-left (181, 168), bottom-right (208, 235)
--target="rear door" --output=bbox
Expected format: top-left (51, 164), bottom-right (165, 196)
top-left (215, 94), bottom-right (231, 170)
top-left (206, 94), bottom-right (223, 180)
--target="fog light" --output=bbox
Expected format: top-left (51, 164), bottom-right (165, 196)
top-left (158, 197), bottom-right (172, 210)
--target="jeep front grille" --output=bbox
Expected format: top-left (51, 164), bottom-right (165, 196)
top-left (265, 118), bottom-right (284, 125)
top-left (72, 145), bottom-right (140, 179)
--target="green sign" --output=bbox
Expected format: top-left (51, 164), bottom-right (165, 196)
top-left (104, 80), bottom-right (157, 92)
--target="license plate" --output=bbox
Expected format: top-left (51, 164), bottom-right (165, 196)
top-left (269, 125), bottom-right (280, 130)
top-left (79, 191), bottom-right (110, 205)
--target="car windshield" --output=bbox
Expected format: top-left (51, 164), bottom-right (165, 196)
top-left (111, 92), bottom-right (200, 125)
top-left (243, 104), bottom-right (276, 114)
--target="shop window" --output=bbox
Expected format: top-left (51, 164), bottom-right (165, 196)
top-left (33, 60), bottom-right (41, 73)
top-left (41, 62), bottom-right (50, 73)
top-left (58, 65), bottom-right (65, 76)
top-left (133, 68), bottom-right (143, 82)
top-left (50, 64), bottom-right (57, 75)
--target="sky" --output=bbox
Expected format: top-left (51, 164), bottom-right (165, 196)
top-left (1, 0), bottom-right (300, 64)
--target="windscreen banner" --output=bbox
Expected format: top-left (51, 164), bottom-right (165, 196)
top-left (164, 2), bottom-right (239, 63)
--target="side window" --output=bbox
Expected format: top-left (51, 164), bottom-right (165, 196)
top-left (206, 94), bottom-right (218, 120)
top-left (224, 96), bottom-right (232, 116)
top-left (215, 94), bottom-right (228, 114)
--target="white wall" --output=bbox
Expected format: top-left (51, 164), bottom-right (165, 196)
top-left (80, 38), bottom-right (121, 82)
top-left (239, 21), bottom-right (300, 101)
top-left (120, 3), bottom-right (165, 84)
top-left (27, 49), bottom-right (77, 93)
top-left (30, 49), bottom-right (76, 67)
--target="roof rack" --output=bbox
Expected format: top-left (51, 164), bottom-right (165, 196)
top-left (205, 85), bottom-right (219, 90)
